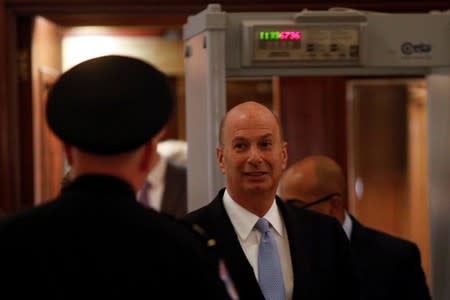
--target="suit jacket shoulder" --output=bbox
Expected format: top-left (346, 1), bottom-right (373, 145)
top-left (352, 217), bottom-right (418, 255)
top-left (350, 216), bottom-right (431, 300)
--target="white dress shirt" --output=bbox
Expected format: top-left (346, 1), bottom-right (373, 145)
top-left (342, 211), bottom-right (353, 240)
top-left (223, 189), bottom-right (294, 300)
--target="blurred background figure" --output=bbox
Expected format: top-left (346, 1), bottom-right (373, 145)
top-left (157, 139), bottom-right (188, 166)
top-left (278, 155), bottom-right (431, 300)
top-left (137, 141), bottom-right (187, 218)
top-left (62, 139), bottom-right (188, 218)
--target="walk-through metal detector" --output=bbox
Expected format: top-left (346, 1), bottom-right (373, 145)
top-left (183, 4), bottom-right (449, 299)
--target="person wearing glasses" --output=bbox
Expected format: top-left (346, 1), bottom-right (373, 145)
top-left (278, 155), bottom-right (431, 300)
top-left (185, 101), bottom-right (358, 300)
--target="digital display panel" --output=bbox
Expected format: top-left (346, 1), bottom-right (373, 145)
top-left (242, 21), bottom-right (362, 66)
top-left (259, 31), bottom-right (302, 41)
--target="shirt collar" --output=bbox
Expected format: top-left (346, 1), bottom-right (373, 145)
top-left (223, 189), bottom-right (286, 241)
top-left (342, 211), bottom-right (353, 240)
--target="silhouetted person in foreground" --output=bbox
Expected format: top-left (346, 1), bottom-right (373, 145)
top-left (0, 55), bottom-right (233, 300)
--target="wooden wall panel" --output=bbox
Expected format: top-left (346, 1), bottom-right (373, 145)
top-left (15, 16), bottom-right (35, 209)
top-left (0, 3), bottom-right (11, 215)
top-left (347, 81), bottom-right (408, 234)
top-left (279, 76), bottom-right (347, 174)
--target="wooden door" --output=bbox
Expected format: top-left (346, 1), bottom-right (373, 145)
top-left (31, 16), bottom-right (63, 205)
top-left (346, 78), bottom-right (430, 284)
top-left (279, 76), bottom-right (347, 174)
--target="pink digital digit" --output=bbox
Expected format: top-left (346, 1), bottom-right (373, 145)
top-left (292, 32), bottom-right (301, 40)
top-left (279, 31), bottom-right (301, 41)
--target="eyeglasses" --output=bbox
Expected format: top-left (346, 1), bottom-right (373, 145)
top-left (286, 193), bottom-right (341, 209)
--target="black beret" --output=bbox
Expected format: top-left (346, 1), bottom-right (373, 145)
top-left (46, 55), bottom-right (173, 155)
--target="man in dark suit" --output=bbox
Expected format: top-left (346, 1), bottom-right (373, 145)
top-left (278, 155), bottom-right (431, 300)
top-left (185, 101), bottom-right (357, 300)
top-left (0, 55), bottom-right (232, 299)
top-left (138, 150), bottom-right (187, 218)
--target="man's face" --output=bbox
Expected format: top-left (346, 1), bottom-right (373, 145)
top-left (217, 103), bottom-right (287, 197)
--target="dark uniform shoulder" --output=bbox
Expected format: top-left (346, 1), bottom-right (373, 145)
top-left (177, 218), bottom-right (219, 254)
top-left (155, 212), bottom-right (220, 265)
top-left (178, 219), bottom-right (239, 300)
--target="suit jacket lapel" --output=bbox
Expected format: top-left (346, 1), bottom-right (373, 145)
top-left (207, 190), bottom-right (265, 300)
top-left (277, 198), bottom-right (313, 299)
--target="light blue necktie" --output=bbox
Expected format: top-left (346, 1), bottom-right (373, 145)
top-left (255, 218), bottom-right (286, 300)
